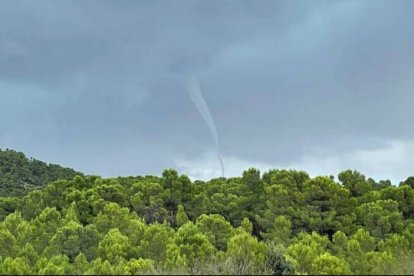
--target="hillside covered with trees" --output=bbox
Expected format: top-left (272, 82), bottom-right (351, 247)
top-left (1, 154), bottom-right (414, 274)
top-left (0, 149), bottom-right (81, 197)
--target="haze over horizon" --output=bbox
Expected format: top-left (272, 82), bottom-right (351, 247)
top-left (1, 0), bottom-right (414, 183)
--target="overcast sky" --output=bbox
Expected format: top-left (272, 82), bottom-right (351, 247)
top-left (1, 0), bottom-right (414, 183)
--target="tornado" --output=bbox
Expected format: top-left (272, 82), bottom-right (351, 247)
top-left (187, 74), bottom-right (225, 177)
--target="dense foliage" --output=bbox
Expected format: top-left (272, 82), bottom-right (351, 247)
top-left (0, 149), bottom-right (81, 197)
top-left (1, 155), bottom-right (414, 274)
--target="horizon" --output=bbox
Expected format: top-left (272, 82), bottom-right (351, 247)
top-left (0, 147), bottom-right (408, 186)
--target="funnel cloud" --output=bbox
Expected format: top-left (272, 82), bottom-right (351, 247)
top-left (187, 75), bottom-right (225, 177)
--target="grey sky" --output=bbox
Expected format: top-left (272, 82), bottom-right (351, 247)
top-left (1, 0), bottom-right (414, 183)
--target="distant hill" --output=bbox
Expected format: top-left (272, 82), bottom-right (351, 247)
top-left (0, 148), bottom-right (82, 197)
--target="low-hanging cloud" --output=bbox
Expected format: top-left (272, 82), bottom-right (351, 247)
top-left (176, 139), bottom-right (414, 184)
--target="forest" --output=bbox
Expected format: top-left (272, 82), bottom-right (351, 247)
top-left (1, 149), bottom-right (414, 274)
top-left (0, 149), bottom-right (81, 197)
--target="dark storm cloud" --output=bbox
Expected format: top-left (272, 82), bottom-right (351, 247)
top-left (200, 0), bottom-right (414, 162)
top-left (1, 0), bottom-right (414, 180)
